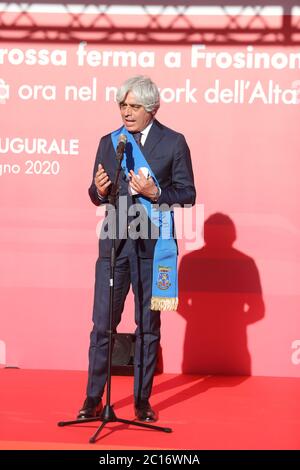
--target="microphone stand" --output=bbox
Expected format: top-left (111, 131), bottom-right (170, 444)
top-left (58, 144), bottom-right (172, 443)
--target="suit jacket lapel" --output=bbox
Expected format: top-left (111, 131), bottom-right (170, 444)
top-left (142, 119), bottom-right (165, 157)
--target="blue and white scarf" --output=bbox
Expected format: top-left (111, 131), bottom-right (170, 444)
top-left (111, 126), bottom-right (178, 311)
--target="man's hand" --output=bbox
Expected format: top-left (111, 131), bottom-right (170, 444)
top-left (129, 169), bottom-right (158, 200)
top-left (95, 164), bottom-right (112, 197)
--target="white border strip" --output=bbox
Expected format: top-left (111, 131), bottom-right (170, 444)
top-left (0, 4), bottom-right (285, 16)
top-left (293, 7), bottom-right (300, 16)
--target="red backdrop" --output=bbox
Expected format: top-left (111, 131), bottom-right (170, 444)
top-left (0, 6), bottom-right (300, 377)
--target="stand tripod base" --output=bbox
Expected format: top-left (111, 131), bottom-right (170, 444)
top-left (58, 405), bottom-right (172, 443)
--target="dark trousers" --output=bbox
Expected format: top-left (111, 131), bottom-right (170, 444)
top-left (86, 239), bottom-right (161, 402)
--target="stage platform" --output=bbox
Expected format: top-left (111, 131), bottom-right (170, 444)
top-left (0, 369), bottom-right (299, 450)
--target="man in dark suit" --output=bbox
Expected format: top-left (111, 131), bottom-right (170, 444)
top-left (78, 76), bottom-right (196, 422)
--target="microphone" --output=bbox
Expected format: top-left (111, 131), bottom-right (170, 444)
top-left (116, 134), bottom-right (127, 161)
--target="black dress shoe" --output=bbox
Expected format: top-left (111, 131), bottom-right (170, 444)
top-left (77, 397), bottom-right (103, 419)
top-left (134, 400), bottom-right (157, 422)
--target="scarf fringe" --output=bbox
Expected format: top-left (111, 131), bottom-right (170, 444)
top-left (151, 297), bottom-right (178, 312)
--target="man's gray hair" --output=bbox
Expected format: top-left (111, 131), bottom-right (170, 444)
top-left (116, 75), bottom-right (160, 113)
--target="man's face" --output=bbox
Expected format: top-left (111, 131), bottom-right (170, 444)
top-left (120, 91), bottom-right (154, 133)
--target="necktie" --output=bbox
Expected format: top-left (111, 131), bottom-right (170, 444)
top-left (133, 132), bottom-right (143, 148)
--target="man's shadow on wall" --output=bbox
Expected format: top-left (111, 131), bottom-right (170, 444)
top-left (113, 213), bottom-right (265, 415)
top-left (178, 212), bottom-right (265, 376)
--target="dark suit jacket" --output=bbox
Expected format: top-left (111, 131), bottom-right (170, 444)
top-left (89, 119), bottom-right (196, 258)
